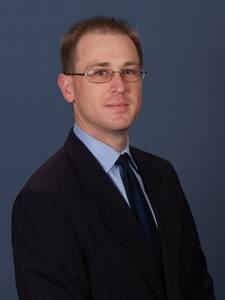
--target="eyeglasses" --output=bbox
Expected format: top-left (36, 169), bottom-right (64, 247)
top-left (64, 67), bottom-right (147, 83)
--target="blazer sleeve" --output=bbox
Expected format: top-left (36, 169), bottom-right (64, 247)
top-left (165, 162), bottom-right (216, 300)
top-left (12, 188), bottom-right (90, 300)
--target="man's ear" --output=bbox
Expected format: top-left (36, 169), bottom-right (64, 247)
top-left (57, 73), bottom-right (74, 104)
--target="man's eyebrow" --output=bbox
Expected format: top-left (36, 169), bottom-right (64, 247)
top-left (123, 61), bottom-right (140, 67)
top-left (86, 61), bottom-right (140, 69)
top-left (86, 62), bottom-right (110, 69)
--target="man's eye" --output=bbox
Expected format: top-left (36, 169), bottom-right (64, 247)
top-left (92, 69), bottom-right (108, 76)
top-left (122, 69), bottom-right (137, 76)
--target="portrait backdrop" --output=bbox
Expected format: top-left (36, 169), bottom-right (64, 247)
top-left (0, 0), bottom-right (224, 299)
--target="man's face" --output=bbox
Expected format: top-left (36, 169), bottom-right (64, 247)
top-left (67, 32), bottom-right (142, 143)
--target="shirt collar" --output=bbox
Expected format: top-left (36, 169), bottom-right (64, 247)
top-left (73, 124), bottom-right (136, 173)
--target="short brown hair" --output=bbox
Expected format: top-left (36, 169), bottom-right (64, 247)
top-left (60, 16), bottom-right (143, 73)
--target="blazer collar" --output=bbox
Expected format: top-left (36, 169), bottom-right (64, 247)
top-left (64, 129), bottom-right (172, 300)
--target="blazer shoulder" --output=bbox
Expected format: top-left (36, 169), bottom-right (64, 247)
top-left (22, 146), bottom-right (74, 193)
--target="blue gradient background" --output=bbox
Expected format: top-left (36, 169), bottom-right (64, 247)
top-left (1, 1), bottom-right (224, 299)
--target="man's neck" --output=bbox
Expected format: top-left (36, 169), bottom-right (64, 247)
top-left (75, 123), bottom-right (128, 152)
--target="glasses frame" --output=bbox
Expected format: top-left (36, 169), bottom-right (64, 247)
top-left (64, 67), bottom-right (147, 83)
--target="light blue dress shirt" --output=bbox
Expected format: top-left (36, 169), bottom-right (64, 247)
top-left (73, 124), bottom-right (157, 225)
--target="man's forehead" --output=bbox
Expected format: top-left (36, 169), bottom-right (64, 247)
top-left (78, 31), bottom-right (126, 42)
top-left (76, 32), bottom-right (136, 52)
top-left (75, 33), bottom-right (139, 70)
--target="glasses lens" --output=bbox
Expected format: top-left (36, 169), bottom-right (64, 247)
top-left (121, 68), bottom-right (145, 82)
top-left (87, 69), bottom-right (111, 83)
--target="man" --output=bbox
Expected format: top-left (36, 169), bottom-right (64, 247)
top-left (12, 16), bottom-right (216, 300)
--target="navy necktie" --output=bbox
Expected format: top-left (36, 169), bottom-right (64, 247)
top-left (116, 153), bottom-right (163, 266)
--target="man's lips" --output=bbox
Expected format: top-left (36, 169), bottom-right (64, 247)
top-left (105, 103), bottom-right (129, 107)
top-left (105, 103), bottom-right (129, 114)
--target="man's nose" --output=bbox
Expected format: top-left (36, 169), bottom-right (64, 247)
top-left (111, 71), bottom-right (126, 94)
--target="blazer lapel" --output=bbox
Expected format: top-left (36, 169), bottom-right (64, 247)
top-left (132, 148), bottom-right (180, 300)
top-left (64, 130), bottom-right (165, 300)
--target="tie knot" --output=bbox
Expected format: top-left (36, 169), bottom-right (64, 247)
top-left (116, 153), bottom-right (137, 172)
top-left (117, 153), bottom-right (129, 163)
